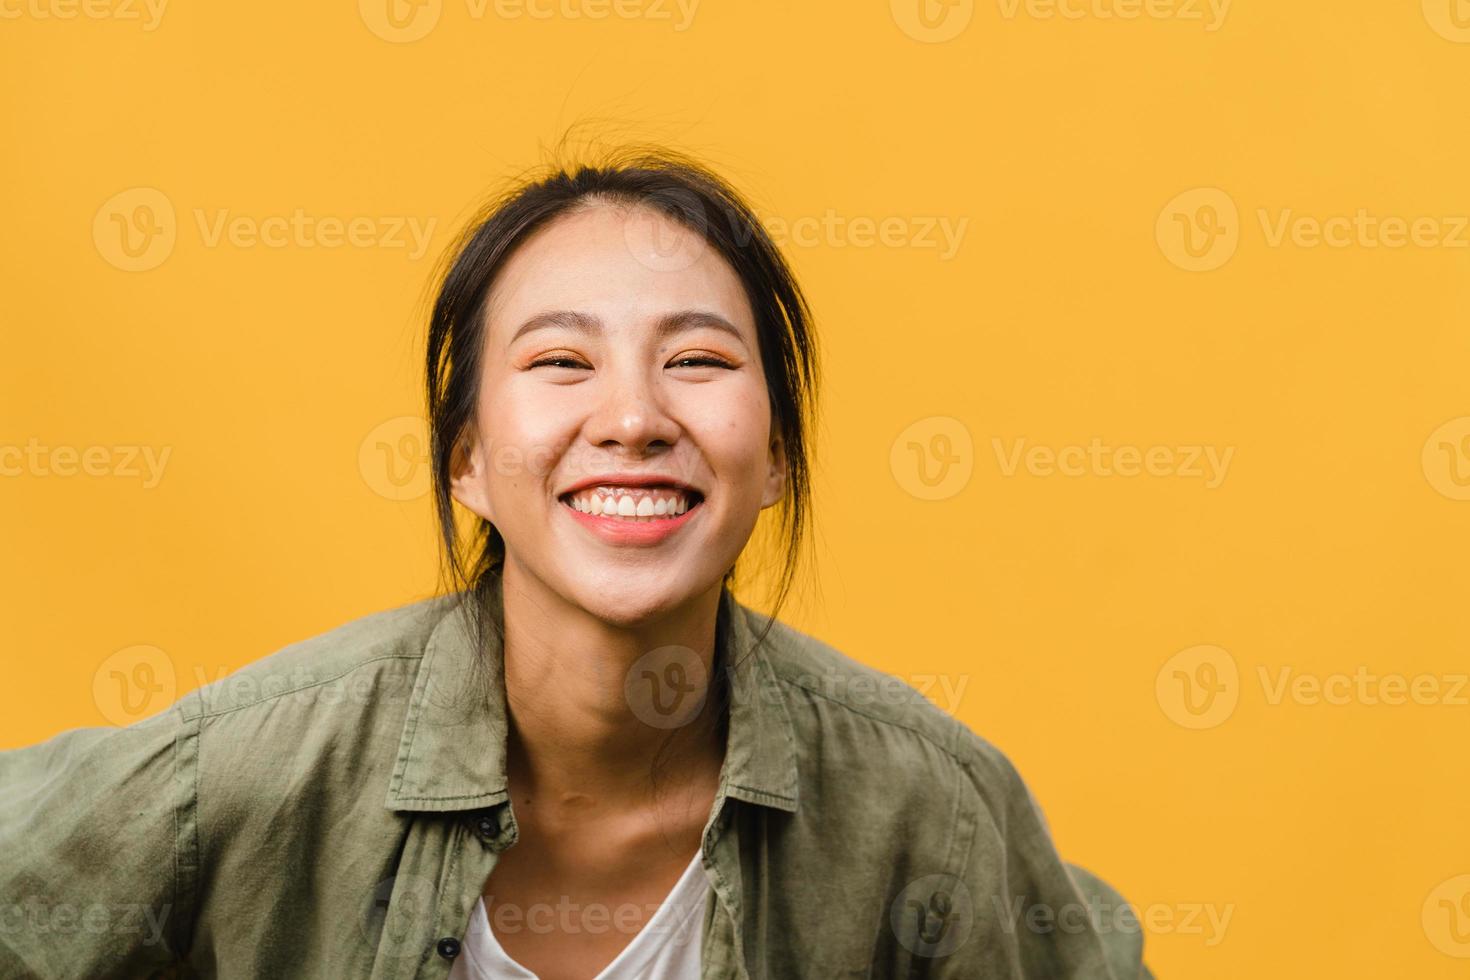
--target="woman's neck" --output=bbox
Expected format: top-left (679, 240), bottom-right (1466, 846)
top-left (495, 558), bottom-right (728, 827)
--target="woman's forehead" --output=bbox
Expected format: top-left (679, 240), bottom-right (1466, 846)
top-left (483, 203), bottom-right (755, 341)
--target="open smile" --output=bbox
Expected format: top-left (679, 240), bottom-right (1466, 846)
top-left (556, 485), bottom-right (706, 545)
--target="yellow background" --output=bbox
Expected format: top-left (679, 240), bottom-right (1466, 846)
top-left (3, 1), bottom-right (1469, 976)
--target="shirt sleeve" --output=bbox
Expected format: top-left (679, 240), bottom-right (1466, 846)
top-left (921, 738), bottom-right (1153, 979)
top-left (0, 703), bottom-right (199, 978)
top-left (1063, 861), bottom-right (1155, 980)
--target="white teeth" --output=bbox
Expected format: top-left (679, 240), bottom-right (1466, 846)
top-left (564, 486), bottom-right (697, 521)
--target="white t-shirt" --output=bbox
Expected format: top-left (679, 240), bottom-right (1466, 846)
top-left (448, 848), bottom-right (709, 980)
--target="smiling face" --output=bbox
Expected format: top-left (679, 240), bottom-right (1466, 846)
top-left (448, 200), bottom-right (787, 627)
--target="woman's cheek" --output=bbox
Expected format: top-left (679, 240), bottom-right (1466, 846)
top-left (484, 386), bottom-right (565, 464)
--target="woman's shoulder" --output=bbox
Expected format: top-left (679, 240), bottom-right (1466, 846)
top-left (173, 594), bottom-right (472, 851)
top-left (177, 592), bottom-right (459, 722)
top-left (168, 593), bottom-right (465, 818)
top-left (738, 603), bottom-right (1025, 815)
top-left (737, 606), bottom-right (1150, 976)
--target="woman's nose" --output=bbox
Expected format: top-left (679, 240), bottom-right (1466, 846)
top-left (581, 364), bottom-right (682, 453)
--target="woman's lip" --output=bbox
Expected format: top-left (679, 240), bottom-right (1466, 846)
top-left (557, 496), bottom-right (702, 546)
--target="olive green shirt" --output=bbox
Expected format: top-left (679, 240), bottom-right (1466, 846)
top-left (1, 570), bottom-right (1152, 979)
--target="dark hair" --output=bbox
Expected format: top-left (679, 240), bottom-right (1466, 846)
top-left (422, 144), bottom-right (820, 805)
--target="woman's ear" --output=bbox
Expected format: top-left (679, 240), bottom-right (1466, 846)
top-left (448, 426), bottom-right (495, 522)
top-left (762, 432), bottom-right (788, 508)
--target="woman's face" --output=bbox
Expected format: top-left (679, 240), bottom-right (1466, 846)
top-left (450, 201), bottom-right (786, 626)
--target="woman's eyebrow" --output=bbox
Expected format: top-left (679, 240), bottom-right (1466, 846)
top-left (509, 309), bottom-right (745, 346)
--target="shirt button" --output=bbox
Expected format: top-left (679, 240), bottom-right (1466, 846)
top-left (436, 936), bottom-right (461, 960)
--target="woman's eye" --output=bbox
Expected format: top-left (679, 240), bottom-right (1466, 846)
top-left (529, 356), bottom-right (588, 370)
top-left (669, 355), bottom-right (734, 369)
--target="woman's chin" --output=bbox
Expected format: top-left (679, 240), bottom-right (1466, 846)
top-left (581, 590), bottom-right (684, 629)
top-left (557, 574), bottom-right (709, 630)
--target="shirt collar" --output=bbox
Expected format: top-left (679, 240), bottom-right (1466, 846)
top-left (384, 567), bottom-right (800, 814)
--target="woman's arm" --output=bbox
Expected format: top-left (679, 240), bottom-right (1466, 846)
top-left (917, 738), bottom-right (1152, 979)
top-left (0, 705), bottom-right (199, 978)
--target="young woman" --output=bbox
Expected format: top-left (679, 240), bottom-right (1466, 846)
top-left (0, 150), bottom-right (1151, 979)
